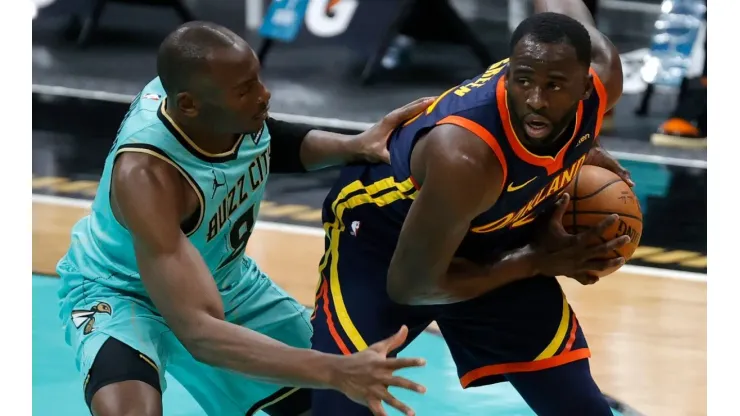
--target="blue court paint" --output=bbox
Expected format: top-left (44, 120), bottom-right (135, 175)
top-left (33, 275), bottom-right (623, 415)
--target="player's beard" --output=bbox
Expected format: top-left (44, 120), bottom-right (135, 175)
top-left (511, 101), bottom-right (580, 149)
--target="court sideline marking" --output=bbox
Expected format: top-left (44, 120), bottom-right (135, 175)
top-left (33, 193), bottom-right (706, 282)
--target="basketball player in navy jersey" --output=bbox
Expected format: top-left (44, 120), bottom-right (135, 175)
top-left (311, 1), bottom-right (634, 415)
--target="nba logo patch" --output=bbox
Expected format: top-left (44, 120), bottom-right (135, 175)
top-left (143, 93), bottom-right (160, 101)
top-left (350, 221), bottom-right (360, 236)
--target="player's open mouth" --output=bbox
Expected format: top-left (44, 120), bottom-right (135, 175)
top-left (523, 118), bottom-right (552, 140)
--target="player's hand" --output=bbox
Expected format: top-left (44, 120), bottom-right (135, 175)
top-left (355, 97), bottom-right (436, 164)
top-left (585, 146), bottom-right (635, 187)
top-left (530, 193), bottom-right (631, 280)
top-left (329, 325), bottom-right (427, 416)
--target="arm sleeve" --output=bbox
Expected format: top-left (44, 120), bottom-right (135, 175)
top-left (265, 117), bottom-right (314, 173)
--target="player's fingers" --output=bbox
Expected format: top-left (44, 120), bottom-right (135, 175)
top-left (380, 390), bottom-right (416, 416)
top-left (368, 399), bottom-right (387, 416)
top-left (583, 257), bottom-right (625, 272)
top-left (375, 325), bottom-right (409, 353)
top-left (386, 375), bottom-right (427, 393)
top-left (384, 97), bottom-right (436, 125)
top-left (550, 193), bottom-right (570, 223)
top-left (384, 356), bottom-right (426, 370)
top-left (587, 235), bottom-right (630, 257)
top-left (584, 214), bottom-right (619, 242)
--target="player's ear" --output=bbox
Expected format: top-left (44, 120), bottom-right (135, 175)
top-left (582, 72), bottom-right (594, 101)
top-left (176, 92), bottom-right (199, 118)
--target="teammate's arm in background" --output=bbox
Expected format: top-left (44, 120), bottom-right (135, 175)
top-left (111, 153), bottom-right (427, 416)
top-left (534, 0), bottom-right (634, 186)
top-left (533, 0), bottom-right (623, 110)
top-left (268, 97), bottom-right (433, 173)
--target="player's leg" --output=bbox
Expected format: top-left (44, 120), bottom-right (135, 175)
top-left (87, 338), bottom-right (162, 416)
top-left (505, 355), bottom-right (611, 415)
top-left (164, 258), bottom-right (315, 415)
top-left (310, 204), bottom-right (432, 415)
top-left (59, 270), bottom-right (169, 416)
top-left (437, 276), bottom-right (612, 416)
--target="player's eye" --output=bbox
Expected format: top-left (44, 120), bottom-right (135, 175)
top-left (518, 78), bottom-right (531, 87)
top-left (548, 83), bottom-right (562, 91)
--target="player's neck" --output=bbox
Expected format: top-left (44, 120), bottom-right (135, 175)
top-left (167, 108), bottom-right (241, 154)
top-left (514, 120), bottom-right (575, 158)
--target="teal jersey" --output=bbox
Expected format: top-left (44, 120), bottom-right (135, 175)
top-left (58, 78), bottom-right (271, 300)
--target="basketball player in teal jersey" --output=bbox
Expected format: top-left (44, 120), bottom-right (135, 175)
top-left (56, 22), bottom-right (431, 416)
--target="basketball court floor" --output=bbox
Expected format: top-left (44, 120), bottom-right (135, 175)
top-left (32, 193), bottom-right (706, 416)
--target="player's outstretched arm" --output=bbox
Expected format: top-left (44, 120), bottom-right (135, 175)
top-left (533, 0), bottom-right (623, 110)
top-left (111, 153), bottom-right (426, 416)
top-left (386, 125), bottom-right (540, 306)
top-left (268, 97), bottom-right (434, 173)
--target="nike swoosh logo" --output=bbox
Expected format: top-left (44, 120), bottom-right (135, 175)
top-left (507, 177), bottom-right (537, 192)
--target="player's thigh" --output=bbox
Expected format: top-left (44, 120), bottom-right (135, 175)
top-left (165, 272), bottom-right (314, 416)
top-left (437, 277), bottom-right (592, 389)
top-left (505, 358), bottom-right (612, 415)
top-left (311, 221), bottom-right (432, 416)
top-left (311, 217), bottom-right (432, 356)
top-left (60, 286), bottom-right (168, 415)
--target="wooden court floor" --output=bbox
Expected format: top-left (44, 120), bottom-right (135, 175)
top-left (32, 199), bottom-right (707, 416)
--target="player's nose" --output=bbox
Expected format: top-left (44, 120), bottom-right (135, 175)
top-left (525, 87), bottom-right (548, 111)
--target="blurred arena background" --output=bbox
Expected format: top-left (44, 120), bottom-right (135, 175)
top-left (31, 0), bottom-right (707, 415)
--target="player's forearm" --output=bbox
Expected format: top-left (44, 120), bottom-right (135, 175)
top-left (533, 0), bottom-right (612, 62)
top-left (533, 0), bottom-right (596, 26)
top-left (185, 316), bottom-right (339, 389)
top-left (300, 130), bottom-right (365, 171)
top-left (388, 249), bottom-right (539, 306)
top-left (138, 243), bottom-right (339, 390)
top-left (439, 249), bottom-right (539, 301)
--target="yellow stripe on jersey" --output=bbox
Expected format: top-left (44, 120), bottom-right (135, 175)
top-left (534, 292), bottom-right (570, 360)
top-left (318, 176), bottom-right (418, 351)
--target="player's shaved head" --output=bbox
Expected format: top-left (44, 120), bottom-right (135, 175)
top-left (157, 21), bottom-right (269, 134)
top-left (157, 21), bottom-right (249, 97)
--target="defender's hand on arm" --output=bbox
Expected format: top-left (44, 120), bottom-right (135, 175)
top-left (268, 97), bottom-right (434, 173)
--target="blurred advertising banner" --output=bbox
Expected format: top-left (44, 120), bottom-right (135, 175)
top-left (260, 0), bottom-right (409, 54)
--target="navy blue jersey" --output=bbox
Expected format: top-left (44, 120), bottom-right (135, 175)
top-left (322, 59), bottom-right (609, 264)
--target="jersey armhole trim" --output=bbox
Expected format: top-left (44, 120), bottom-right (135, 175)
top-left (115, 144), bottom-right (205, 237)
top-left (435, 115), bottom-right (508, 190)
top-left (589, 68), bottom-right (608, 137)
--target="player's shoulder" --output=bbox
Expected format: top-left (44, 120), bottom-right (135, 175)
top-left (115, 79), bottom-right (174, 146)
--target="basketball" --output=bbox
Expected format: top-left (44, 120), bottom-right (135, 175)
top-left (562, 165), bottom-right (643, 277)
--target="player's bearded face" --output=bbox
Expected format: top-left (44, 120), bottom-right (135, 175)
top-left (507, 39), bottom-right (591, 145)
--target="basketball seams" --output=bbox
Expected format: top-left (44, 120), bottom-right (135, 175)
top-left (565, 210), bottom-right (643, 223)
top-left (571, 178), bottom-right (623, 201)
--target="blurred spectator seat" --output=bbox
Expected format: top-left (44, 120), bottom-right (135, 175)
top-left (69, 0), bottom-right (195, 47)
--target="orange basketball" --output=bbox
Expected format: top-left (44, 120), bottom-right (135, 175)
top-left (562, 165), bottom-right (643, 277)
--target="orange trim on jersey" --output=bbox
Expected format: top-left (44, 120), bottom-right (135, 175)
top-left (436, 115), bottom-right (508, 190)
top-left (459, 348), bottom-right (591, 388)
top-left (590, 68), bottom-right (609, 137)
top-left (409, 176), bottom-right (421, 190)
top-left (320, 279), bottom-right (352, 355)
top-left (495, 76), bottom-right (583, 176)
top-left (563, 314), bottom-right (578, 352)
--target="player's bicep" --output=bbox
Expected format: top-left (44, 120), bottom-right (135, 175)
top-left (387, 125), bottom-right (502, 301)
top-left (112, 153), bottom-right (185, 254)
top-left (111, 154), bottom-right (225, 334)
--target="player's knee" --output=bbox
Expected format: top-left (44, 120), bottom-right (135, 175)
top-left (90, 380), bottom-right (162, 416)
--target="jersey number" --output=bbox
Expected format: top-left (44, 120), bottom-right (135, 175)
top-left (218, 206), bottom-right (256, 269)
